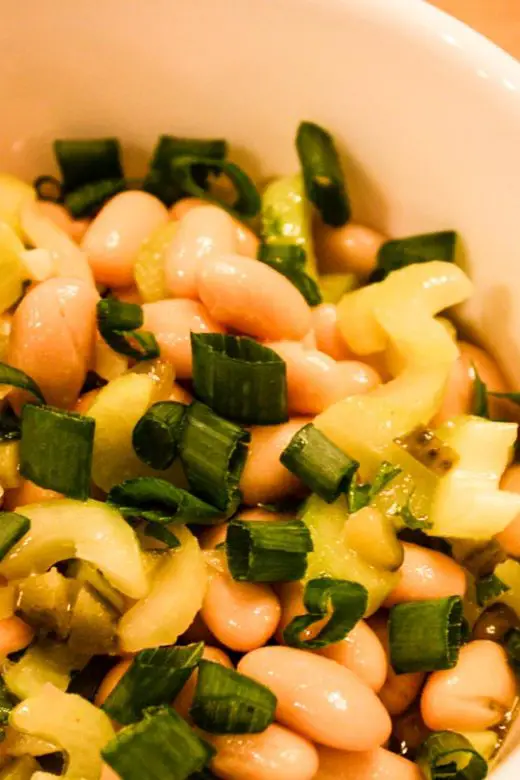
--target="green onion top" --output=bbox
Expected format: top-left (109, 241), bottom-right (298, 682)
top-left (389, 596), bottom-right (464, 674)
top-left (191, 334), bottom-right (288, 425)
top-left (376, 230), bottom-right (457, 280)
top-left (471, 364), bottom-right (489, 418)
top-left (296, 121), bottom-right (350, 226)
top-left (102, 706), bottom-right (215, 780)
top-left (190, 661), bottom-right (276, 734)
top-left (54, 138), bottom-right (123, 193)
top-left (283, 577), bottom-right (368, 649)
top-left (226, 517), bottom-right (313, 582)
top-left (257, 244), bottom-right (322, 306)
top-left (417, 731), bottom-right (487, 780)
top-left (280, 423), bottom-right (359, 503)
top-left (102, 643), bottom-right (204, 725)
top-left (65, 178), bottom-right (127, 218)
top-left (20, 404), bottom-right (94, 500)
top-left (179, 402), bottom-right (249, 514)
top-left (97, 299), bottom-right (159, 361)
top-left (475, 573), bottom-right (510, 607)
top-left (0, 363), bottom-right (45, 403)
top-left (132, 401), bottom-right (187, 471)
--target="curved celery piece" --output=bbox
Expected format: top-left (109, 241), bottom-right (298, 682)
top-left (2, 642), bottom-right (86, 700)
top-left (0, 223), bottom-right (25, 315)
top-left (0, 174), bottom-right (35, 238)
top-left (0, 756), bottom-right (39, 780)
top-left (0, 442), bottom-right (21, 490)
top-left (429, 417), bottom-right (520, 539)
top-left (315, 262), bottom-right (472, 474)
top-left (10, 684), bottom-right (115, 780)
top-left (0, 499), bottom-right (149, 599)
top-left (261, 173), bottom-right (317, 279)
top-left (134, 220), bottom-right (178, 302)
top-left (119, 525), bottom-right (207, 652)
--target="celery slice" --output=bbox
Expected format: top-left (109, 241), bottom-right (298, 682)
top-left (0, 223), bottom-right (25, 315)
top-left (0, 499), bottom-right (149, 599)
top-left (0, 756), bottom-right (39, 780)
top-left (0, 174), bottom-right (35, 238)
top-left (2, 642), bottom-right (87, 699)
top-left (134, 220), bottom-right (178, 302)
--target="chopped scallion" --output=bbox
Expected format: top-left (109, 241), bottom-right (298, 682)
top-left (475, 572), bottom-right (510, 607)
top-left (283, 577), bottom-right (367, 649)
top-left (54, 138), bottom-right (123, 193)
top-left (347, 480), bottom-right (371, 513)
top-left (226, 517), bottom-right (313, 582)
top-left (0, 363), bottom-right (45, 403)
top-left (132, 401), bottom-right (187, 470)
top-left (0, 512), bottom-right (30, 561)
top-left (371, 462), bottom-right (402, 496)
top-left (20, 404), bottom-right (94, 500)
top-left (400, 499), bottom-right (433, 532)
top-left (190, 661), bottom-right (276, 734)
top-left (417, 731), bottom-right (487, 780)
top-left (107, 477), bottom-right (221, 526)
top-left (506, 627), bottom-right (520, 674)
top-left (296, 121), bottom-right (350, 226)
top-left (389, 596), bottom-right (464, 674)
top-left (102, 643), bottom-right (204, 725)
top-left (191, 334), bottom-right (288, 425)
top-left (65, 178), bottom-right (127, 218)
top-left (143, 522), bottom-right (180, 549)
top-left (170, 156), bottom-right (261, 217)
top-left (376, 231), bottom-right (457, 279)
top-left (97, 299), bottom-right (159, 361)
top-left (280, 423), bottom-right (359, 503)
top-left (179, 402), bottom-right (249, 514)
top-left (347, 461), bottom-right (401, 513)
top-left (102, 705), bottom-right (215, 780)
top-left (0, 405), bottom-right (21, 442)
top-left (471, 364), bottom-right (489, 418)
top-left (257, 244), bottom-right (322, 306)
top-left (490, 391), bottom-right (520, 406)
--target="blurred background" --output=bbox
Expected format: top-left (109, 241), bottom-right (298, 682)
top-left (431, 0), bottom-right (520, 58)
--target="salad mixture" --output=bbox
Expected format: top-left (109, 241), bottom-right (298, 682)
top-left (0, 122), bottom-right (516, 780)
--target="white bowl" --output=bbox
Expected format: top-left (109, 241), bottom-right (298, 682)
top-left (2, 0), bottom-right (520, 774)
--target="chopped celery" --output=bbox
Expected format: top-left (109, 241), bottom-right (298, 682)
top-left (0, 443), bottom-right (21, 490)
top-left (261, 174), bottom-right (317, 279)
top-left (0, 584), bottom-right (15, 621)
top-left (68, 584), bottom-right (118, 656)
top-left (0, 756), bottom-right (39, 780)
top-left (0, 175), bottom-right (35, 238)
top-left (301, 495), bottom-right (399, 615)
top-left (2, 730), bottom-right (57, 758)
top-left (319, 272), bottom-right (357, 303)
top-left (10, 684), bottom-right (115, 780)
top-left (17, 568), bottom-right (72, 638)
top-left (0, 223), bottom-right (25, 315)
top-left (134, 220), bottom-right (178, 302)
top-left (461, 731), bottom-right (498, 761)
top-left (3, 642), bottom-right (87, 699)
top-left (119, 526), bottom-right (207, 652)
top-left (67, 560), bottom-right (126, 613)
top-left (488, 559), bottom-right (520, 617)
top-left (0, 499), bottom-right (149, 599)
top-left (343, 507), bottom-right (403, 571)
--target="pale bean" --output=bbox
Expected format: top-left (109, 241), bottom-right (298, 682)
top-left (201, 570), bottom-right (281, 652)
top-left (314, 221), bottom-right (386, 277)
top-left (496, 465), bottom-right (520, 557)
top-left (173, 646), bottom-right (233, 719)
top-left (165, 205), bottom-right (237, 298)
top-left (314, 746), bottom-right (422, 780)
top-left (95, 658), bottom-right (133, 707)
top-left (238, 646), bottom-right (392, 751)
top-left (169, 198), bottom-right (259, 258)
top-left (421, 640), bottom-right (516, 731)
top-left (82, 191), bottom-right (169, 287)
top-left (8, 276), bottom-right (98, 408)
top-left (3, 479), bottom-right (62, 510)
top-left (434, 341), bottom-right (509, 425)
top-left (208, 724), bottom-right (318, 780)
top-left (142, 299), bottom-right (225, 378)
top-left (0, 616), bottom-right (34, 657)
top-left (311, 303), bottom-right (353, 360)
top-left (384, 542), bottom-right (466, 606)
top-left (369, 614), bottom-right (425, 716)
top-left (101, 764), bottom-right (121, 780)
top-left (198, 255), bottom-right (312, 341)
top-left (239, 419), bottom-right (312, 505)
top-left (169, 383), bottom-right (193, 405)
top-left (36, 201), bottom-right (90, 243)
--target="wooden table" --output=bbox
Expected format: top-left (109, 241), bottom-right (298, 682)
top-left (430, 0), bottom-right (520, 59)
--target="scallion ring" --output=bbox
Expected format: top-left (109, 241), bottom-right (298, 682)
top-left (97, 299), bottom-right (159, 361)
top-left (170, 156), bottom-right (261, 217)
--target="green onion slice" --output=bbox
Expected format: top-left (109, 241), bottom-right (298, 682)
top-left (347, 461), bottom-right (401, 513)
top-left (506, 627), bottom-right (520, 674)
top-left (0, 512), bottom-right (30, 561)
top-left (191, 334), bottom-right (288, 425)
top-left (179, 402), bottom-right (249, 514)
top-left (280, 423), bottom-right (359, 503)
top-left (132, 402), bottom-right (187, 470)
top-left (20, 404), bottom-right (94, 500)
top-left (143, 522), bottom-right (180, 549)
top-left (97, 299), bottom-right (159, 361)
top-left (417, 731), bottom-right (488, 780)
top-left (102, 643), bottom-right (204, 725)
top-left (107, 477), bottom-right (221, 526)
top-left (226, 517), bottom-right (313, 582)
top-left (471, 364), bottom-right (489, 418)
top-left (283, 577), bottom-right (368, 649)
top-left (54, 138), bottom-right (123, 193)
top-left (170, 156), bottom-right (261, 218)
top-left (65, 178), bottom-right (127, 218)
top-left (102, 705), bottom-right (215, 780)
top-left (400, 499), bottom-right (433, 532)
top-left (389, 596), bottom-right (464, 674)
top-left (0, 405), bottom-right (21, 442)
top-left (33, 175), bottom-right (63, 203)
top-left (296, 121), bottom-right (350, 226)
top-left (475, 573), bottom-right (510, 607)
top-left (376, 230), bottom-right (457, 279)
top-left (0, 363), bottom-right (45, 403)
top-left (190, 661), bottom-right (276, 734)
top-left (490, 391), bottom-right (520, 406)
top-left (257, 244), bottom-right (322, 306)
top-left (371, 462), bottom-right (402, 495)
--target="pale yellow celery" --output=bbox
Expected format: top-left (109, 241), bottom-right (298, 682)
top-left (0, 499), bottom-right (149, 599)
top-left (319, 273), bottom-right (358, 303)
top-left (134, 220), bottom-right (178, 302)
top-left (0, 175), bottom-right (35, 238)
top-left (0, 443), bottom-right (21, 490)
top-left (0, 223), bottom-right (25, 314)
top-left (119, 526), bottom-right (207, 652)
top-left (0, 756), bottom-right (39, 780)
top-left (428, 417), bottom-right (520, 539)
top-left (2, 642), bottom-right (87, 699)
top-left (0, 314), bottom-right (11, 361)
top-left (93, 335), bottom-right (128, 382)
top-left (10, 684), bottom-right (115, 780)
top-left (315, 262), bottom-right (472, 474)
top-left (461, 732), bottom-right (498, 761)
top-left (2, 730), bottom-right (57, 758)
top-left (301, 495), bottom-right (399, 615)
top-left (0, 584), bottom-right (15, 620)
